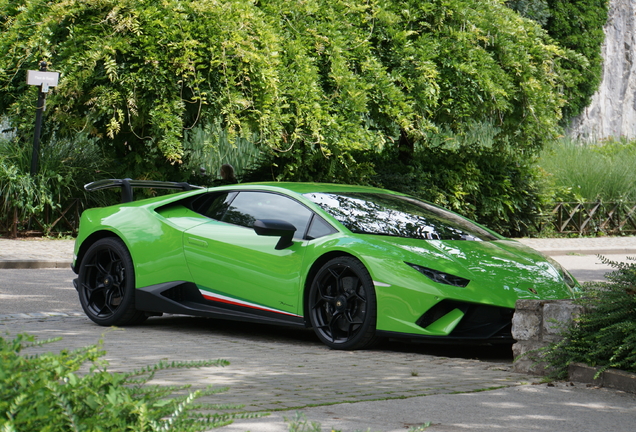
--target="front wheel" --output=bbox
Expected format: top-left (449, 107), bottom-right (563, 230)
top-left (308, 256), bottom-right (377, 350)
top-left (77, 237), bottom-right (147, 326)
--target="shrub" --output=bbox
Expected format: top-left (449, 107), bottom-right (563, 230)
top-left (544, 0), bottom-right (609, 121)
top-left (363, 122), bottom-right (552, 238)
top-left (0, 134), bottom-right (114, 235)
top-left (182, 120), bottom-right (262, 185)
top-left (1, 0), bottom-right (572, 182)
top-left (0, 333), bottom-right (255, 431)
top-left (543, 257), bottom-right (636, 379)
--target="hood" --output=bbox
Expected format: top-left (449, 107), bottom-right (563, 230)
top-left (370, 235), bottom-right (577, 301)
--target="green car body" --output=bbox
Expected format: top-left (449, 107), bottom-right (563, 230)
top-left (72, 182), bottom-right (578, 349)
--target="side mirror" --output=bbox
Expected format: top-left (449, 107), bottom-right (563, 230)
top-left (253, 219), bottom-right (297, 250)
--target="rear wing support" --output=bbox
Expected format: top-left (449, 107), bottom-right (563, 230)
top-left (85, 179), bottom-right (203, 203)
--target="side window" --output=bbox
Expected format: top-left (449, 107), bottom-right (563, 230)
top-left (306, 215), bottom-right (338, 240)
top-left (189, 192), bottom-right (237, 220)
top-left (222, 192), bottom-right (313, 238)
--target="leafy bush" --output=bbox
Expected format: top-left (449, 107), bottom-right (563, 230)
top-left (505, 0), bottom-right (551, 26)
top-left (0, 134), bottom-right (114, 235)
top-left (506, 1), bottom-right (609, 122)
top-left (544, 0), bottom-right (609, 121)
top-left (356, 121), bottom-right (550, 237)
top-left (543, 257), bottom-right (636, 379)
top-left (244, 120), bottom-right (551, 237)
top-left (0, 333), bottom-right (254, 431)
top-left (0, 0), bottom-right (573, 182)
top-left (182, 120), bottom-right (262, 185)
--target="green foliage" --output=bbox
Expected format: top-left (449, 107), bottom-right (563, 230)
top-left (543, 257), bottom-right (636, 378)
top-left (0, 0), bottom-right (573, 183)
top-left (0, 333), bottom-right (254, 431)
top-left (544, 0), bottom-right (609, 121)
top-left (182, 120), bottom-right (262, 185)
top-left (538, 137), bottom-right (636, 202)
top-left (506, 0), bottom-right (551, 25)
top-left (360, 121), bottom-right (550, 237)
top-left (0, 133), bottom-right (114, 235)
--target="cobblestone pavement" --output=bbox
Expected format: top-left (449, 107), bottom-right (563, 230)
top-left (0, 238), bottom-right (74, 268)
top-left (2, 236), bottom-right (635, 431)
top-left (2, 314), bottom-right (531, 414)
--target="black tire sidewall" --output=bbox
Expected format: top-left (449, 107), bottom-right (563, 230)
top-left (309, 256), bottom-right (377, 350)
top-left (78, 237), bottom-right (140, 326)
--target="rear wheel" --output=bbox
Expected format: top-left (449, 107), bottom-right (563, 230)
top-left (77, 237), bottom-right (146, 326)
top-left (308, 256), bottom-right (377, 350)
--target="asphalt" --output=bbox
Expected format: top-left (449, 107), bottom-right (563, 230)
top-left (1, 236), bottom-right (635, 431)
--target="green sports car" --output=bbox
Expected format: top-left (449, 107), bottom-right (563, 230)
top-left (72, 180), bottom-right (579, 350)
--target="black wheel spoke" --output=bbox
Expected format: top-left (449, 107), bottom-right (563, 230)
top-left (85, 285), bottom-right (103, 310)
top-left (309, 258), bottom-right (376, 349)
top-left (95, 258), bottom-right (111, 276)
top-left (328, 311), bottom-right (344, 342)
top-left (77, 238), bottom-right (144, 326)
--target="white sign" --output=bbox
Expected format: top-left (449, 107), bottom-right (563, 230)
top-left (26, 70), bottom-right (60, 87)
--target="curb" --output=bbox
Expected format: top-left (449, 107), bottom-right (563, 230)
top-left (540, 249), bottom-right (636, 257)
top-left (569, 363), bottom-right (636, 394)
top-left (0, 261), bottom-right (72, 270)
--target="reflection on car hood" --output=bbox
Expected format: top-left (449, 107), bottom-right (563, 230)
top-left (372, 235), bottom-right (571, 298)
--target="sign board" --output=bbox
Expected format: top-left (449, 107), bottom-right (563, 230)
top-left (26, 70), bottom-right (60, 87)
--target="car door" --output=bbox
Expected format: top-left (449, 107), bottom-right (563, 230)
top-left (183, 190), bottom-right (315, 318)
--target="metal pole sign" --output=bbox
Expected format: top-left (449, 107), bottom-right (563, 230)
top-left (27, 61), bottom-right (60, 176)
top-left (26, 70), bottom-right (60, 93)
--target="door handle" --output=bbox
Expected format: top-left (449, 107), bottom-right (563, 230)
top-left (187, 237), bottom-right (208, 248)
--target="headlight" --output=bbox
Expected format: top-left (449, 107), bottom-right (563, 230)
top-left (546, 256), bottom-right (578, 289)
top-left (406, 262), bottom-right (470, 288)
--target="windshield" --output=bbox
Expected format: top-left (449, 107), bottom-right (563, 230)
top-left (304, 192), bottom-right (498, 241)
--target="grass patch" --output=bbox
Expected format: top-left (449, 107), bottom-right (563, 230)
top-left (539, 138), bottom-right (636, 202)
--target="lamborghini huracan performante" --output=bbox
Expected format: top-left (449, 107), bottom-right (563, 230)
top-left (72, 180), bottom-right (579, 350)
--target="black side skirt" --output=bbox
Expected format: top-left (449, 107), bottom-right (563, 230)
top-left (135, 281), bottom-right (305, 327)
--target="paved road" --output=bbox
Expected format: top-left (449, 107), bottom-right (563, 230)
top-left (4, 307), bottom-right (635, 432)
top-left (1, 237), bottom-right (635, 431)
top-left (0, 268), bottom-right (78, 315)
top-left (551, 253), bottom-right (632, 282)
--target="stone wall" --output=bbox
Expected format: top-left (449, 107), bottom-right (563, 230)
top-left (511, 299), bottom-right (584, 375)
top-left (569, 0), bottom-right (636, 139)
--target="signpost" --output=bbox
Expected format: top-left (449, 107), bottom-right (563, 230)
top-left (26, 62), bottom-right (60, 176)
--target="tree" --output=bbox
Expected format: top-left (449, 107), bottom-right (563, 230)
top-left (544, 0), bottom-right (609, 121)
top-left (0, 0), bottom-right (575, 182)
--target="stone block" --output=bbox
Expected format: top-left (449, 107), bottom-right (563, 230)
top-left (543, 301), bottom-right (583, 336)
top-left (512, 340), bottom-right (552, 375)
top-left (568, 363), bottom-right (603, 386)
top-left (511, 310), bottom-right (541, 341)
top-left (515, 299), bottom-right (545, 312)
top-left (568, 363), bottom-right (636, 394)
top-left (512, 340), bottom-right (546, 360)
top-left (604, 369), bottom-right (636, 393)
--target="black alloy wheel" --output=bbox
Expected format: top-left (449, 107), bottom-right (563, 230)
top-left (77, 237), bottom-right (146, 326)
top-left (308, 256), bottom-right (377, 350)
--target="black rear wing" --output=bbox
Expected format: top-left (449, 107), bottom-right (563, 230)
top-left (85, 179), bottom-right (203, 203)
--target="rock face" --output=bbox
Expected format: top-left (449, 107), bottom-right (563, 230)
top-left (568, 0), bottom-right (636, 139)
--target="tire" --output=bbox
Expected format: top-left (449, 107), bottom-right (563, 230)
top-left (308, 256), bottom-right (377, 350)
top-left (77, 237), bottom-right (147, 326)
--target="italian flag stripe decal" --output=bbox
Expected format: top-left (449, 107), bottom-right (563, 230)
top-left (199, 289), bottom-right (302, 318)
